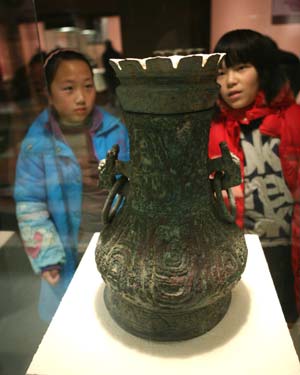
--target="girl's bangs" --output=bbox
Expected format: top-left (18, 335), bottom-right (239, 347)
top-left (222, 44), bottom-right (254, 68)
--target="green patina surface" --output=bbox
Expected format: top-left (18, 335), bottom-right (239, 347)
top-left (95, 55), bottom-right (248, 341)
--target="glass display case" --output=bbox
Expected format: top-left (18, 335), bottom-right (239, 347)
top-left (0, 1), bottom-right (299, 374)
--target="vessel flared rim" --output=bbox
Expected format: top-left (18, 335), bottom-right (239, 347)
top-left (110, 53), bottom-right (225, 70)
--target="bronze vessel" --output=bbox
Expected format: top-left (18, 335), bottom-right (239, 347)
top-left (95, 54), bottom-right (248, 341)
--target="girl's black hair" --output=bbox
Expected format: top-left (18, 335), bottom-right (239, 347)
top-left (44, 49), bottom-right (93, 92)
top-left (213, 29), bottom-right (287, 103)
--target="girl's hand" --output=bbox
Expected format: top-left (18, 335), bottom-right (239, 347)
top-left (41, 269), bottom-right (61, 285)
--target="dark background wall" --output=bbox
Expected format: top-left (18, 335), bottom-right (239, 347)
top-left (117, 0), bottom-right (211, 56)
top-left (1, 0), bottom-right (211, 57)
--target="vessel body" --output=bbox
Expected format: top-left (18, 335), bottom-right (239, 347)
top-left (95, 54), bottom-right (247, 341)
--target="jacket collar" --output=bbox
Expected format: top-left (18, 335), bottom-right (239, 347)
top-left (214, 85), bottom-right (295, 139)
top-left (47, 106), bottom-right (103, 139)
top-left (216, 84), bottom-right (295, 125)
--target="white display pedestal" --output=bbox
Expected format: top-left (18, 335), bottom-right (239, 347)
top-left (0, 230), bottom-right (15, 248)
top-left (27, 234), bottom-right (300, 375)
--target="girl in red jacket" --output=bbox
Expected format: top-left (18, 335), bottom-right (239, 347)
top-left (209, 29), bottom-right (300, 324)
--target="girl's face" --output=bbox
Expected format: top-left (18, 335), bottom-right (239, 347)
top-left (49, 59), bottom-right (96, 126)
top-left (217, 62), bottom-right (259, 109)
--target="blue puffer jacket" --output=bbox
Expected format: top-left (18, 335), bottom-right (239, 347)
top-left (14, 106), bottom-right (129, 321)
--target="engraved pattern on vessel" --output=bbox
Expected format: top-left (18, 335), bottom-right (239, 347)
top-left (95, 53), bottom-right (248, 340)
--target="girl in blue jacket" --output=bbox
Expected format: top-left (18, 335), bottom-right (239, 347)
top-left (14, 49), bottom-right (129, 322)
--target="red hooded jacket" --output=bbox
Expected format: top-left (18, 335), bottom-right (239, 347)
top-left (209, 86), bottom-right (300, 311)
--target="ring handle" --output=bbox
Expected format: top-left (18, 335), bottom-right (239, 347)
top-left (212, 171), bottom-right (236, 224)
top-left (102, 176), bottom-right (129, 224)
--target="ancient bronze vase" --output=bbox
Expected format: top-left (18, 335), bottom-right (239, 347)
top-left (95, 54), bottom-right (248, 341)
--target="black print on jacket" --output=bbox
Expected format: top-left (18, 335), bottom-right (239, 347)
top-left (240, 119), bottom-right (293, 248)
